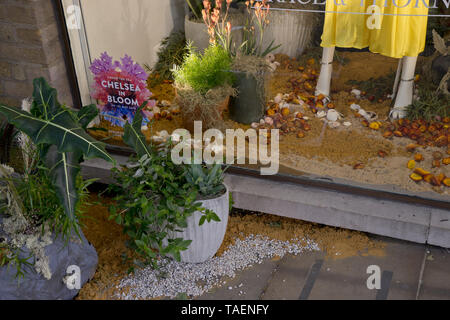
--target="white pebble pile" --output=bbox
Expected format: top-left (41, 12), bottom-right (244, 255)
top-left (115, 235), bottom-right (320, 300)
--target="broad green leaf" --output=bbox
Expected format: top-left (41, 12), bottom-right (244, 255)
top-left (31, 77), bottom-right (61, 119)
top-left (0, 104), bottom-right (113, 163)
top-left (43, 146), bottom-right (82, 220)
top-left (77, 104), bottom-right (99, 129)
top-left (123, 103), bottom-right (151, 159)
top-left (199, 215), bottom-right (206, 226)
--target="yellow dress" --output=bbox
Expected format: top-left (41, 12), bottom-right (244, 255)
top-left (321, 0), bottom-right (429, 58)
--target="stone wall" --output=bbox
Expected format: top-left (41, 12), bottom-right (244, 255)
top-left (0, 0), bottom-right (73, 108)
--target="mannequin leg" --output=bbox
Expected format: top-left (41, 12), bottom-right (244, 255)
top-left (315, 46), bottom-right (335, 97)
top-left (389, 56), bottom-right (417, 120)
top-left (391, 58), bottom-right (403, 98)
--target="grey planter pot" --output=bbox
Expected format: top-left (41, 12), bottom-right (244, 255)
top-left (185, 15), bottom-right (210, 53)
top-left (261, 9), bottom-right (315, 57)
top-left (0, 214), bottom-right (98, 300)
top-left (184, 12), bottom-right (245, 54)
top-left (168, 185), bottom-right (229, 263)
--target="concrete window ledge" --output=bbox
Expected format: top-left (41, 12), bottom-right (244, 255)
top-left (81, 157), bottom-right (450, 248)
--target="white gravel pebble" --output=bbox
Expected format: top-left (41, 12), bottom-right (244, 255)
top-left (115, 235), bottom-right (320, 300)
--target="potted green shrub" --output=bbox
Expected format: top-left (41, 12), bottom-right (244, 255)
top-left (0, 78), bottom-right (114, 299)
top-left (172, 43), bottom-right (236, 133)
top-left (109, 109), bottom-right (229, 265)
top-left (170, 162), bottom-right (229, 263)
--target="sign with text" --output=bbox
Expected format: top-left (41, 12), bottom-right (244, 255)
top-left (90, 52), bottom-right (154, 128)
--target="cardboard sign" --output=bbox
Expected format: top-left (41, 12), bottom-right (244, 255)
top-left (90, 52), bottom-right (154, 128)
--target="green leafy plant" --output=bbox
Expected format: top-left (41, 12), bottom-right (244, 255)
top-left (186, 0), bottom-right (204, 21)
top-left (184, 163), bottom-right (227, 199)
top-left (346, 72), bottom-right (396, 102)
top-left (173, 44), bottom-right (234, 94)
top-left (0, 162), bottom-right (93, 279)
top-left (0, 244), bottom-right (33, 281)
top-left (0, 78), bottom-right (114, 221)
top-left (146, 32), bottom-right (188, 85)
top-left (19, 166), bottom-right (94, 240)
top-left (0, 78), bottom-right (110, 280)
top-left (406, 89), bottom-right (450, 121)
top-left (109, 107), bottom-right (222, 267)
top-left (184, 163), bottom-right (226, 226)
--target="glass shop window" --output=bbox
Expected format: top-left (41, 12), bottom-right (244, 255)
top-left (62, 0), bottom-right (450, 198)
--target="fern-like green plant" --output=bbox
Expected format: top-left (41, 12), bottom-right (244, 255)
top-left (173, 44), bottom-right (234, 94)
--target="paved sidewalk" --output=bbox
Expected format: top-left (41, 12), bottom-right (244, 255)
top-left (198, 236), bottom-right (450, 300)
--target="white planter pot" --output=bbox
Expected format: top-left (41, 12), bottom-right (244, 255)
top-left (185, 15), bottom-right (210, 53)
top-left (262, 9), bottom-right (315, 57)
top-left (168, 185), bottom-right (229, 263)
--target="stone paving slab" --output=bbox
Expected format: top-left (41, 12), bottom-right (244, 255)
top-left (197, 236), bottom-right (443, 300)
top-left (199, 259), bottom-right (279, 300)
top-left (260, 252), bottom-right (324, 300)
top-left (428, 208), bottom-right (450, 249)
top-left (418, 246), bottom-right (450, 300)
top-left (265, 238), bottom-right (425, 300)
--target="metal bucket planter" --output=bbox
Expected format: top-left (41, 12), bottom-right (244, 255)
top-left (261, 9), bottom-right (315, 57)
top-left (229, 71), bottom-right (265, 124)
top-left (168, 185), bottom-right (229, 263)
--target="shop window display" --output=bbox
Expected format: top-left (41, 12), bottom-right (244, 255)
top-left (76, 0), bottom-right (449, 197)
